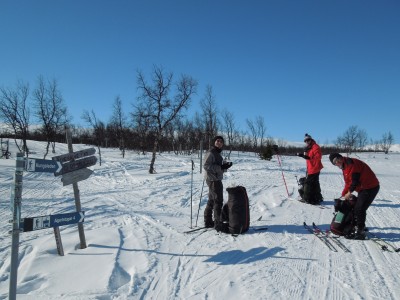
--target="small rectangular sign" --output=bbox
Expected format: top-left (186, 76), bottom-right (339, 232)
top-left (54, 156), bottom-right (97, 176)
top-left (61, 168), bottom-right (93, 186)
top-left (52, 148), bottom-right (96, 163)
top-left (25, 158), bottom-right (62, 173)
top-left (19, 212), bottom-right (85, 232)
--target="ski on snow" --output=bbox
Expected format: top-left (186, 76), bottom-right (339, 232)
top-left (312, 222), bottom-right (350, 253)
top-left (365, 231), bottom-right (400, 253)
top-left (184, 226), bottom-right (268, 237)
top-left (303, 222), bottom-right (338, 252)
top-left (183, 226), bottom-right (209, 234)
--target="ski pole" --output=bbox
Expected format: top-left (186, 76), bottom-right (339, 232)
top-left (195, 178), bottom-right (205, 227)
top-left (273, 145), bottom-right (290, 197)
top-left (190, 160), bottom-right (194, 228)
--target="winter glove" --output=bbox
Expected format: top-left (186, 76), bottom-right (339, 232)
top-left (333, 198), bottom-right (341, 212)
top-left (221, 162), bottom-right (233, 170)
top-left (297, 153), bottom-right (310, 160)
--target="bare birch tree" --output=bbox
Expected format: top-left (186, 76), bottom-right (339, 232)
top-left (109, 96), bottom-right (127, 158)
top-left (0, 80), bottom-right (31, 156)
top-left (135, 66), bottom-right (197, 174)
top-left (33, 76), bottom-right (70, 158)
top-left (380, 131), bottom-right (394, 153)
top-left (246, 118), bottom-right (258, 150)
top-left (201, 85), bottom-right (219, 149)
top-left (81, 110), bottom-right (104, 165)
top-left (221, 109), bottom-right (237, 159)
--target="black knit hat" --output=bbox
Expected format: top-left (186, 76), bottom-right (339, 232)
top-left (213, 136), bottom-right (224, 143)
top-left (329, 153), bottom-right (343, 165)
top-left (304, 133), bottom-right (312, 142)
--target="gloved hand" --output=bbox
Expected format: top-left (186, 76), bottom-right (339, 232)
top-left (333, 198), bottom-right (341, 212)
top-left (221, 162), bottom-right (233, 170)
top-left (297, 153), bottom-right (304, 158)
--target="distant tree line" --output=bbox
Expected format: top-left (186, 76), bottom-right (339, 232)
top-left (0, 66), bottom-right (395, 172)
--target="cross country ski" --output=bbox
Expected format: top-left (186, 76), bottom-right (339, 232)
top-left (303, 222), bottom-right (337, 252)
top-left (312, 222), bottom-right (350, 253)
top-left (365, 231), bottom-right (400, 253)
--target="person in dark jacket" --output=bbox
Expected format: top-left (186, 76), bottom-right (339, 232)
top-left (203, 136), bottom-right (232, 229)
top-left (297, 133), bottom-right (324, 204)
top-left (329, 153), bottom-right (380, 240)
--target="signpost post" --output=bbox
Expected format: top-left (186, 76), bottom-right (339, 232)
top-left (63, 128), bottom-right (88, 249)
top-left (9, 153), bottom-right (25, 300)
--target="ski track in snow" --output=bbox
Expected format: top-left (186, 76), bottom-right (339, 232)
top-left (1, 143), bottom-right (400, 299)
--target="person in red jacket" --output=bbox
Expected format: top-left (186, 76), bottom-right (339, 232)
top-left (297, 133), bottom-right (324, 204)
top-left (329, 153), bottom-right (380, 240)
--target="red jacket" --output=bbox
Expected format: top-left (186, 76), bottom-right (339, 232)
top-left (306, 141), bottom-right (323, 175)
top-left (341, 157), bottom-right (379, 196)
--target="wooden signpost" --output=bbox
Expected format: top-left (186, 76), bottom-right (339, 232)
top-left (54, 155), bottom-right (97, 176)
top-left (8, 128), bottom-right (97, 300)
top-left (19, 212), bottom-right (85, 232)
top-left (61, 168), bottom-right (94, 186)
top-left (52, 147), bottom-right (96, 163)
top-left (25, 158), bottom-right (62, 173)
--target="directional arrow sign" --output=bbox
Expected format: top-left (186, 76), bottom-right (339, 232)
top-left (52, 148), bottom-right (96, 163)
top-left (61, 168), bottom-right (93, 186)
top-left (25, 158), bottom-right (62, 173)
top-left (19, 212), bottom-right (85, 232)
top-left (54, 156), bottom-right (97, 176)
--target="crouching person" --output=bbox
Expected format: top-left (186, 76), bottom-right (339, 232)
top-left (329, 153), bottom-right (380, 240)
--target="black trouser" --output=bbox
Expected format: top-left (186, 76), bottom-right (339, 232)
top-left (204, 180), bottom-right (223, 225)
top-left (303, 172), bottom-right (322, 204)
top-left (354, 185), bottom-right (380, 230)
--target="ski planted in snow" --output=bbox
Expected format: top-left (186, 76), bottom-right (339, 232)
top-left (303, 222), bottom-right (337, 252)
top-left (297, 198), bottom-right (328, 209)
top-left (366, 231), bottom-right (400, 253)
top-left (183, 226), bottom-right (208, 233)
top-left (312, 222), bottom-right (350, 253)
top-left (252, 226), bottom-right (269, 231)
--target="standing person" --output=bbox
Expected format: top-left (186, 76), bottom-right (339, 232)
top-left (297, 133), bottom-right (324, 204)
top-left (203, 136), bottom-right (232, 229)
top-left (329, 153), bottom-right (380, 240)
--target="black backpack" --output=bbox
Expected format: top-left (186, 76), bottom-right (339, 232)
top-left (297, 177), bottom-right (306, 199)
top-left (330, 197), bottom-right (356, 236)
top-left (221, 186), bottom-right (250, 234)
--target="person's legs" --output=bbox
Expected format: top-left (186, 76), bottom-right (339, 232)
top-left (354, 186), bottom-right (380, 230)
top-left (204, 180), bottom-right (216, 227)
top-left (212, 180), bottom-right (224, 226)
top-left (352, 185), bottom-right (380, 239)
top-left (304, 173), bottom-right (320, 204)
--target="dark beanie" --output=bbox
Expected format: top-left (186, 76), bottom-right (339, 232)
top-left (329, 153), bottom-right (343, 165)
top-left (213, 135), bottom-right (224, 143)
top-left (304, 133), bottom-right (312, 142)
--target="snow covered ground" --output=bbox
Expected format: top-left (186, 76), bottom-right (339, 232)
top-left (0, 140), bottom-right (400, 300)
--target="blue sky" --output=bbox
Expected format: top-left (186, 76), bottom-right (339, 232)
top-left (1, 0), bottom-right (399, 144)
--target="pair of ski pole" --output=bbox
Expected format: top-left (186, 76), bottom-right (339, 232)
top-left (190, 159), bottom-right (205, 228)
top-left (273, 145), bottom-right (290, 197)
